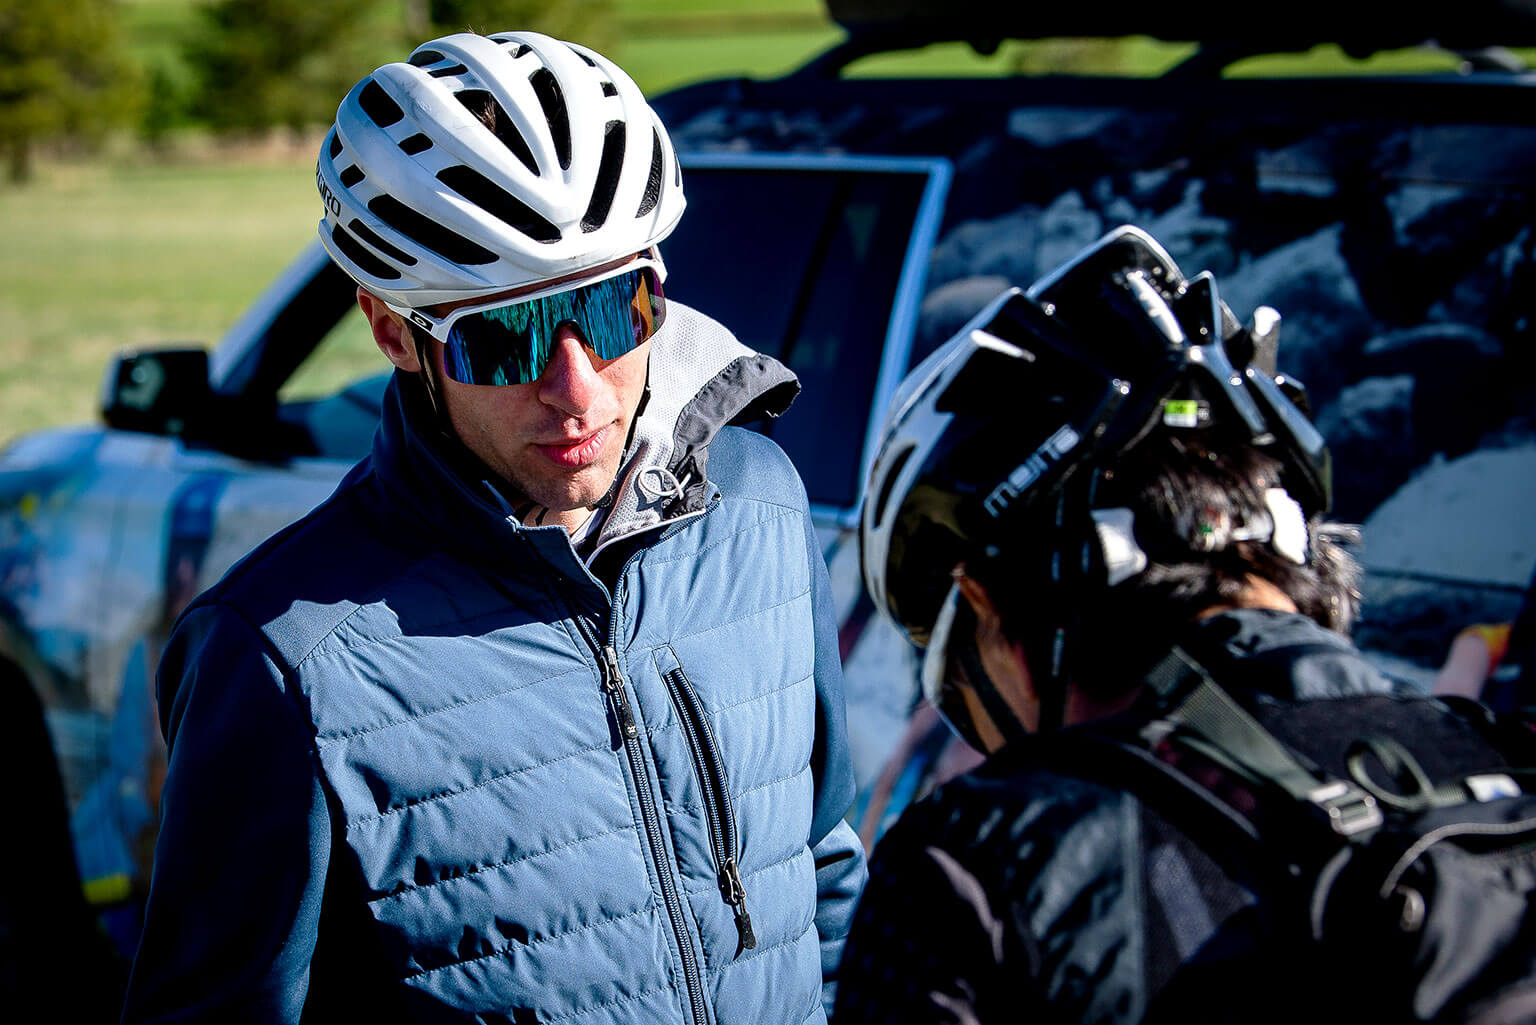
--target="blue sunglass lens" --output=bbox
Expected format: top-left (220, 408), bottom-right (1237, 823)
top-left (442, 267), bottom-right (665, 386)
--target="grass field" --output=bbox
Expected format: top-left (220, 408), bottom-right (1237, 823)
top-left (0, 152), bottom-right (322, 444)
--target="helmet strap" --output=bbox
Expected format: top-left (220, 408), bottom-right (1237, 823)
top-left (959, 639), bottom-right (1033, 749)
top-left (1031, 465), bottom-right (1103, 732)
top-left (402, 327), bottom-right (534, 514)
top-left (1034, 631), bottom-right (1069, 732)
top-left (409, 327), bottom-right (448, 425)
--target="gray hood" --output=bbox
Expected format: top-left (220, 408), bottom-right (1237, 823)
top-left (592, 300), bottom-right (800, 551)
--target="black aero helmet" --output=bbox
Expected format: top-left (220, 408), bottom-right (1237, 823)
top-left (860, 225), bottom-right (1330, 734)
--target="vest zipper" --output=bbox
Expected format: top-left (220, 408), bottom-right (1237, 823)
top-left (662, 664), bottom-right (757, 952)
top-left (578, 619), bottom-right (708, 1025)
top-left (570, 497), bottom-right (723, 1025)
top-left (602, 645), bottom-right (639, 741)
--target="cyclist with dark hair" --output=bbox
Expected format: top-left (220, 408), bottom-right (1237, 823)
top-left (123, 31), bottom-right (864, 1025)
top-left (836, 225), bottom-right (1422, 1022)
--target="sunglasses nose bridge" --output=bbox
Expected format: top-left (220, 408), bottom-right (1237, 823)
top-left (552, 316), bottom-right (586, 346)
top-left (442, 265), bottom-right (659, 386)
top-left (534, 328), bottom-right (607, 412)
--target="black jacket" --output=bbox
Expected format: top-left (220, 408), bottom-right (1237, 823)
top-left (833, 608), bottom-right (1404, 1025)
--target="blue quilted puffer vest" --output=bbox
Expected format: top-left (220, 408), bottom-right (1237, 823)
top-left (125, 304), bottom-right (865, 1025)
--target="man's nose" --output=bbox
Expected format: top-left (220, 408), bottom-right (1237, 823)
top-left (535, 325), bottom-right (602, 416)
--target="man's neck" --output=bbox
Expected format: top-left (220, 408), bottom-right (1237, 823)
top-left (537, 505), bottom-right (599, 535)
top-left (1194, 575), bottom-right (1300, 620)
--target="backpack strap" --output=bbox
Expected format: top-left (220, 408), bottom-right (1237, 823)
top-left (1139, 646), bottom-right (1386, 838)
top-left (1028, 644), bottom-right (1531, 865)
top-left (1020, 714), bottom-right (1267, 849)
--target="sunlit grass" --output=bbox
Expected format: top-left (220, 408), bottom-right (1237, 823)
top-left (0, 152), bottom-right (319, 444)
top-left (614, 27), bottom-right (844, 94)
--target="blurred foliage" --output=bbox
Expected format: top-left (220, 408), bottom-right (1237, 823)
top-left (175, 0), bottom-right (619, 137)
top-left (185, 0), bottom-right (397, 135)
top-left (2, 0), bottom-right (838, 170)
top-left (7, 1), bottom-right (1535, 164)
top-left (0, 0), bottom-right (142, 181)
top-left (427, 0), bottom-right (617, 51)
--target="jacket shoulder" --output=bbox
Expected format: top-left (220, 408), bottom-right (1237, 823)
top-left (707, 426), bottom-right (808, 510)
top-left (878, 759), bottom-right (1131, 897)
top-left (173, 464), bottom-right (430, 671)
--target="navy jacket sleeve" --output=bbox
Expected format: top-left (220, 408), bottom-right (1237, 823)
top-left (799, 481), bottom-right (870, 1012)
top-left (833, 817), bottom-right (1013, 1025)
top-left (121, 603), bottom-right (329, 1025)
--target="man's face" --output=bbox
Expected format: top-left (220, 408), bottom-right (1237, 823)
top-left (362, 255), bottom-right (653, 530)
top-left (431, 321), bottom-right (649, 524)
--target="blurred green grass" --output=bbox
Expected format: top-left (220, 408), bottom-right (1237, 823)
top-left (0, 157), bottom-right (322, 442)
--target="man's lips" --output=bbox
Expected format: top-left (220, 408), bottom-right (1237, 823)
top-left (534, 424), bottom-right (613, 468)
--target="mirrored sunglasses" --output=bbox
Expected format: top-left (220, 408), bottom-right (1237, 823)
top-left (391, 258), bottom-right (666, 386)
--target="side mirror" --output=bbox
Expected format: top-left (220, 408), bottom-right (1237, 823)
top-left (99, 347), bottom-right (211, 436)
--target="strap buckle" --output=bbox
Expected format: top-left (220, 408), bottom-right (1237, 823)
top-left (1308, 780), bottom-right (1384, 837)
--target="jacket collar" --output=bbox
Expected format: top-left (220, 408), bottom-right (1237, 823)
top-left (1176, 608), bottom-right (1396, 701)
top-left (590, 301), bottom-right (799, 552)
top-left (368, 301), bottom-right (799, 568)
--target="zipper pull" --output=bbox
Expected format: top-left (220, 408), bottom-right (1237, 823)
top-left (720, 857), bottom-right (757, 950)
top-left (601, 646), bottom-right (639, 739)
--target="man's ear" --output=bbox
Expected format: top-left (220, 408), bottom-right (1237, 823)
top-left (955, 572), bottom-right (1004, 642)
top-left (356, 288), bottom-right (421, 372)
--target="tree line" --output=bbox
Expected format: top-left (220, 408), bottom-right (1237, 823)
top-left (0, 0), bottom-right (614, 182)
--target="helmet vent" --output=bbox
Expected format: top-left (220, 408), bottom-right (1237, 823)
top-left (528, 68), bottom-right (571, 170)
top-left (368, 194), bottom-right (498, 265)
top-left (938, 347), bottom-right (1031, 414)
top-left (569, 46), bottom-right (598, 67)
top-left (437, 166), bottom-right (561, 244)
top-left (331, 224), bottom-right (401, 280)
top-left (637, 128), bottom-right (663, 217)
top-left (512, 43), bottom-right (533, 58)
top-left (456, 90), bottom-right (539, 175)
top-left (601, 82), bottom-right (617, 97)
top-left (398, 133), bottom-right (432, 155)
top-left (348, 219), bottom-right (416, 266)
top-left (328, 132), bottom-right (343, 160)
top-left (339, 164), bottom-right (365, 188)
top-left (409, 46), bottom-right (468, 78)
top-left (359, 81), bottom-right (404, 127)
top-left (580, 120), bottom-right (625, 233)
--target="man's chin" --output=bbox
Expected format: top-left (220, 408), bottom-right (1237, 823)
top-left (520, 463), bottom-right (622, 515)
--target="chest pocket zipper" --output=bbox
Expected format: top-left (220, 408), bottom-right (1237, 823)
top-left (660, 656), bottom-right (757, 954)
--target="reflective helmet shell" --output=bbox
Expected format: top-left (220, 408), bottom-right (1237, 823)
top-left (316, 31), bottom-right (686, 307)
top-left (859, 287), bottom-right (1026, 648)
top-left (860, 224), bottom-right (1331, 653)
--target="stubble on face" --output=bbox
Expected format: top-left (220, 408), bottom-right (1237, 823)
top-left (436, 335), bottom-right (651, 528)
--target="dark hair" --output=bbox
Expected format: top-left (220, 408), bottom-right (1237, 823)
top-left (974, 431), bottom-right (1360, 700)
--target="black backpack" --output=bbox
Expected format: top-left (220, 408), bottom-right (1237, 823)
top-left (1039, 645), bottom-right (1536, 1025)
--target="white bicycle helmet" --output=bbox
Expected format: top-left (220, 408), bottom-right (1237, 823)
top-left (316, 31), bottom-right (686, 307)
